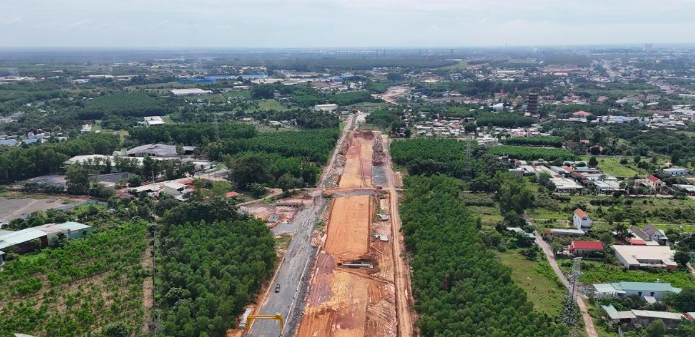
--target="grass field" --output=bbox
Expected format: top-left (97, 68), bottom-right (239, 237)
top-left (255, 99), bottom-right (286, 111)
top-left (439, 61), bottom-right (469, 70)
top-left (224, 90), bottom-right (252, 99)
top-left (579, 156), bottom-right (645, 178)
top-left (560, 260), bottom-right (695, 289)
top-left (498, 250), bottom-right (565, 317)
top-left (468, 205), bottom-right (503, 226)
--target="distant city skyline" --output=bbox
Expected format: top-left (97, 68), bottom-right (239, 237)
top-left (2, 0), bottom-right (695, 48)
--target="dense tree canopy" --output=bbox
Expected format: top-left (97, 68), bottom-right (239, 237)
top-left (156, 200), bottom-right (276, 337)
top-left (0, 133), bottom-right (120, 184)
top-left (401, 175), bottom-right (567, 337)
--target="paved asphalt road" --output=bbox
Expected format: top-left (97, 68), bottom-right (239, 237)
top-left (247, 115), bottom-right (355, 337)
top-left (247, 200), bottom-right (326, 337)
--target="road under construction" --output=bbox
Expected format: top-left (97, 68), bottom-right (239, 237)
top-left (244, 115), bottom-right (414, 337)
top-left (295, 130), bottom-right (414, 337)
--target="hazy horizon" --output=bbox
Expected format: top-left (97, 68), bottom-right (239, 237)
top-left (3, 0), bottom-right (695, 49)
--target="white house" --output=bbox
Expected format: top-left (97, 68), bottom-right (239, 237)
top-left (663, 167), bottom-right (688, 176)
top-left (573, 209), bottom-right (593, 230)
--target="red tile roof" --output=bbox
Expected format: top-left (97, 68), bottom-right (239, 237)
top-left (629, 238), bottom-right (646, 245)
top-left (646, 175), bottom-right (661, 183)
top-left (573, 111), bottom-right (593, 117)
top-left (574, 208), bottom-right (589, 219)
top-left (571, 241), bottom-right (604, 251)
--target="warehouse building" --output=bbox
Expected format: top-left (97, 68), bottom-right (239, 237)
top-left (593, 282), bottom-right (681, 300)
top-left (171, 88), bottom-right (213, 96)
top-left (127, 144), bottom-right (195, 157)
top-left (612, 245), bottom-right (677, 270)
top-left (0, 222), bottom-right (92, 254)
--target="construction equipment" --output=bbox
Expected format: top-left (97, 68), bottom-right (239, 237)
top-left (245, 314), bottom-right (284, 334)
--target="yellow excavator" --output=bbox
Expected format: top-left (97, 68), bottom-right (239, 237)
top-left (243, 314), bottom-right (284, 336)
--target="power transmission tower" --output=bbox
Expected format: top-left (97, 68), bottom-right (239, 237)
top-left (562, 257), bottom-right (582, 336)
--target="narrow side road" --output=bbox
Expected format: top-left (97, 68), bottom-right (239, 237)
top-left (382, 133), bottom-right (414, 337)
top-left (535, 233), bottom-right (598, 337)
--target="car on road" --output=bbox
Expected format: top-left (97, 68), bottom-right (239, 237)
top-left (274, 284), bottom-right (281, 293)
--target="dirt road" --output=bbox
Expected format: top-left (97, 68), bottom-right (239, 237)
top-left (535, 233), bottom-right (598, 337)
top-left (381, 133), bottom-right (414, 337)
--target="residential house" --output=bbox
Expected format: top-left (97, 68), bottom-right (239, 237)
top-left (631, 225), bottom-right (669, 245)
top-left (573, 209), bottom-right (593, 230)
top-left (569, 241), bottom-right (604, 256)
top-left (645, 175), bottom-right (664, 191)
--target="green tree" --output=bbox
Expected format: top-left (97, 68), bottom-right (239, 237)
top-left (228, 155), bottom-right (271, 189)
top-left (614, 223), bottom-right (630, 243)
top-left (496, 173), bottom-right (534, 214)
top-left (674, 250), bottom-right (690, 267)
top-left (588, 156), bottom-right (599, 167)
top-left (103, 322), bottom-right (129, 337)
top-left (664, 288), bottom-right (695, 312)
top-left (250, 183), bottom-right (267, 199)
top-left (66, 165), bottom-right (90, 195)
top-left (646, 319), bottom-right (666, 337)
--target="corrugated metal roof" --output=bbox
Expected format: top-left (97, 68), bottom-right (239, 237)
top-left (594, 284), bottom-right (623, 294)
top-left (632, 310), bottom-right (684, 320)
top-left (613, 282), bottom-right (681, 293)
top-left (0, 228), bottom-right (46, 250)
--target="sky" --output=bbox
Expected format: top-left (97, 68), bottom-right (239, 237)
top-left (1, 0), bottom-right (695, 48)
